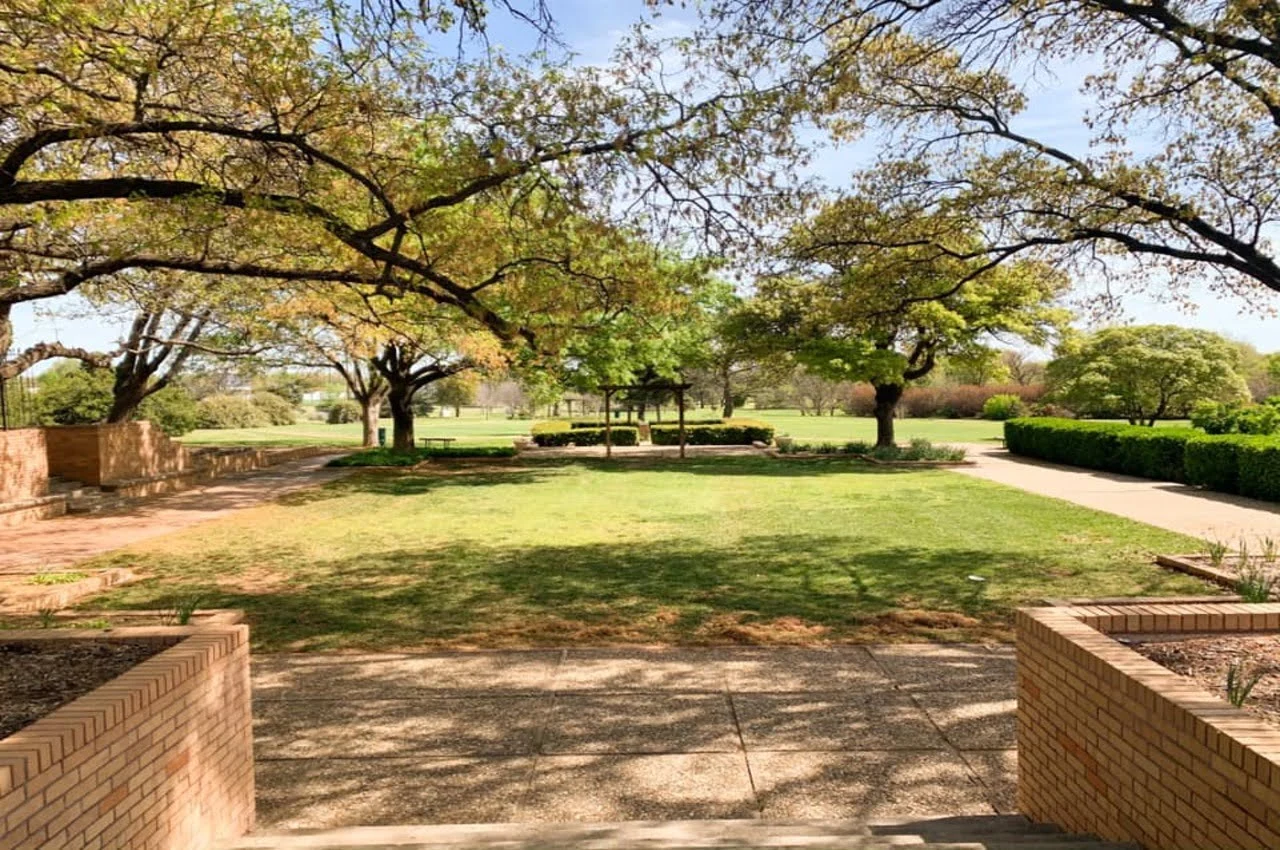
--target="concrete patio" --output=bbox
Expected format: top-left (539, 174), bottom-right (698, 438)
top-left (251, 645), bottom-right (1017, 828)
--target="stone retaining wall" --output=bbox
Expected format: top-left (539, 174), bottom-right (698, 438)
top-left (0, 429), bottom-right (48, 503)
top-left (0, 625), bottom-right (255, 850)
top-left (1017, 602), bottom-right (1280, 850)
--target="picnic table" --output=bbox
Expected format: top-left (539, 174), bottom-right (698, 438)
top-left (419, 437), bottom-right (457, 449)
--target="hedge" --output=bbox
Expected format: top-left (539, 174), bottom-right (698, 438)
top-left (1006, 417), bottom-right (1280, 500)
top-left (650, 418), bottom-right (774, 445)
top-left (328, 446), bottom-right (517, 467)
top-left (530, 421), bottom-right (639, 447)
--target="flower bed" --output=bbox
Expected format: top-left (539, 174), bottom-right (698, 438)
top-left (1017, 602), bottom-right (1280, 849)
top-left (0, 624), bottom-right (254, 850)
top-left (1156, 550), bottom-right (1280, 598)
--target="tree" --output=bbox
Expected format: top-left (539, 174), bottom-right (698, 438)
top-left (940, 346), bottom-right (1011, 387)
top-left (1001, 350), bottom-right (1046, 387)
top-left (710, 0), bottom-right (1280, 304)
top-left (1047, 326), bottom-right (1251, 425)
top-left (683, 285), bottom-right (773, 418)
top-left (0, 0), bottom-right (804, 373)
top-left (32, 361), bottom-right (198, 435)
top-left (431, 374), bottom-right (478, 417)
top-left (758, 200), bottom-right (1069, 446)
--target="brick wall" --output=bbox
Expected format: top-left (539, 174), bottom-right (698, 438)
top-left (1017, 603), bottom-right (1280, 850)
top-left (0, 626), bottom-right (255, 850)
top-left (45, 423), bottom-right (189, 486)
top-left (0, 429), bottom-right (47, 504)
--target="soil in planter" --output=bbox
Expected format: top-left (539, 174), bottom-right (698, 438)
top-left (0, 639), bottom-right (175, 739)
top-left (1132, 634), bottom-right (1280, 728)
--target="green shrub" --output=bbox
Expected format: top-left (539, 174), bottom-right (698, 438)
top-left (1183, 435), bottom-right (1253, 493)
top-left (137, 386), bottom-right (199, 436)
top-left (1005, 418), bottom-right (1200, 481)
top-left (651, 418), bottom-right (727, 426)
top-left (328, 446), bottom-right (517, 467)
top-left (195, 394), bottom-right (270, 429)
top-left (650, 418), bottom-right (774, 445)
top-left (1114, 428), bottom-right (1200, 482)
top-left (981, 394), bottom-right (1027, 421)
top-left (869, 439), bottom-right (967, 462)
top-left (251, 391), bottom-right (298, 426)
top-left (326, 399), bottom-right (363, 424)
top-left (1238, 441), bottom-right (1280, 501)
top-left (1191, 401), bottom-right (1279, 435)
top-left (530, 421), bottom-right (639, 447)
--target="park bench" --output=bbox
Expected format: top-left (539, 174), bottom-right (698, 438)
top-left (418, 437), bottom-right (457, 449)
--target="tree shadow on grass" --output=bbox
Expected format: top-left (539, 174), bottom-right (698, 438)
top-left (92, 533), bottom-right (1190, 651)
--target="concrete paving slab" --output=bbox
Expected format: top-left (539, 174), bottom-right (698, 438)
top-left (552, 649), bottom-right (728, 692)
top-left (912, 692), bottom-right (1017, 750)
top-left (254, 696), bottom-right (549, 758)
top-left (960, 750), bottom-right (1019, 815)
top-left (252, 651), bottom-right (561, 699)
top-left (748, 750), bottom-right (995, 820)
top-left (867, 645), bottom-right (1017, 693)
top-left (518, 754), bottom-right (758, 821)
top-left (732, 693), bottom-right (946, 751)
top-left (255, 756), bottom-right (534, 828)
top-left (542, 694), bottom-right (740, 754)
top-left (722, 647), bottom-right (896, 693)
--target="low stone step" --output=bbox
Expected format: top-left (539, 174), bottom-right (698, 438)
top-left (66, 493), bottom-right (124, 515)
top-left (228, 818), bottom-right (1133, 850)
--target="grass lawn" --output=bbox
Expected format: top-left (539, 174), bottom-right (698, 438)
top-left (65, 457), bottom-right (1212, 651)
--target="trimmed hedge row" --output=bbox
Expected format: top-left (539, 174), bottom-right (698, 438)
top-left (1004, 418), bottom-right (1280, 500)
top-left (650, 418), bottom-right (774, 446)
top-left (328, 446), bottom-right (517, 467)
top-left (530, 421), bottom-right (640, 447)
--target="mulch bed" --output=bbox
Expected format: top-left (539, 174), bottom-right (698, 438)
top-left (0, 639), bottom-right (176, 739)
top-left (1132, 634), bottom-right (1280, 728)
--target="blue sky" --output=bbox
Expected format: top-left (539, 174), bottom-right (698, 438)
top-left (12, 0), bottom-right (1278, 358)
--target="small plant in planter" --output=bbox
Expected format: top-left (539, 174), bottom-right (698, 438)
top-left (1260, 535), bottom-right (1278, 566)
top-left (1226, 660), bottom-right (1265, 707)
top-left (1203, 538), bottom-right (1229, 569)
top-left (161, 593), bottom-right (204, 626)
top-left (1235, 564), bottom-right (1279, 602)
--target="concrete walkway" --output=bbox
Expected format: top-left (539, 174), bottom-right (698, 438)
top-left (954, 444), bottom-right (1280, 542)
top-left (0, 454), bottom-right (350, 574)
top-left (250, 645), bottom-right (1017, 828)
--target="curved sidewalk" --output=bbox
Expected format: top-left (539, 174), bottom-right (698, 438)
top-left (953, 444), bottom-right (1280, 541)
top-left (0, 454), bottom-right (350, 574)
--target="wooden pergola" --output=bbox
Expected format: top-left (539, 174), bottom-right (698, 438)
top-left (598, 382), bottom-right (693, 459)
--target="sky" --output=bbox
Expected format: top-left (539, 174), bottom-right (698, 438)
top-left (11, 0), bottom-right (1279, 360)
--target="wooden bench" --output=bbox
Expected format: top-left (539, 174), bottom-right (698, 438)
top-left (418, 437), bottom-right (457, 449)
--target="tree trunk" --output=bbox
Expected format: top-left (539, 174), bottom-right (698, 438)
top-left (106, 371), bottom-right (149, 423)
top-left (388, 385), bottom-right (416, 449)
top-left (720, 366), bottom-right (735, 418)
top-left (359, 395), bottom-right (384, 447)
top-left (873, 383), bottom-right (904, 448)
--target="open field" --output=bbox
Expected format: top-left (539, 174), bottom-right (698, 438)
top-left (61, 457), bottom-right (1211, 651)
top-left (179, 407), bottom-right (1193, 449)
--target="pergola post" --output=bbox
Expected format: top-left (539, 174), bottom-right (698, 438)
top-left (604, 389), bottom-right (613, 459)
top-left (678, 387), bottom-right (686, 459)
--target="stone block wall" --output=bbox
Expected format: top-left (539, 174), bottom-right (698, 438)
top-left (0, 429), bottom-right (48, 503)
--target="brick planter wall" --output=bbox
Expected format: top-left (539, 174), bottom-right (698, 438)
top-left (0, 625), bottom-right (254, 850)
top-left (1017, 603), bottom-right (1280, 850)
top-left (45, 422), bottom-right (189, 486)
top-left (0, 429), bottom-right (49, 503)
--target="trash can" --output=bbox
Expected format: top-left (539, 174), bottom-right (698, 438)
top-left (377, 427), bottom-right (387, 447)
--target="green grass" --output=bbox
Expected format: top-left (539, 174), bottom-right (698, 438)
top-left (182, 412), bottom-right (534, 447)
top-left (64, 456), bottom-right (1213, 651)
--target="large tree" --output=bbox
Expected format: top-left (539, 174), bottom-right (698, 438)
top-left (0, 0), bottom-right (803, 374)
top-left (703, 0), bottom-right (1280, 306)
top-left (758, 200), bottom-right (1069, 446)
top-left (1047, 325), bottom-right (1251, 425)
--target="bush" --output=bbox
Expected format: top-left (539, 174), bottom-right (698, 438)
top-left (982, 394), bottom-right (1027, 421)
top-left (251, 392), bottom-right (297, 426)
top-left (137, 386), bottom-right (199, 436)
top-left (195, 394), bottom-right (270, 429)
top-left (326, 399), bottom-right (363, 424)
top-left (530, 421), bottom-right (639, 447)
top-left (1007, 417), bottom-right (1280, 498)
top-left (870, 438), bottom-right (967, 462)
top-left (1190, 401), bottom-right (1279, 436)
top-left (328, 445), bottom-right (516, 467)
top-left (1184, 435), bottom-right (1254, 493)
top-left (650, 418), bottom-right (774, 445)
top-left (1238, 441), bottom-right (1280, 501)
top-left (839, 385), bottom-right (877, 416)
